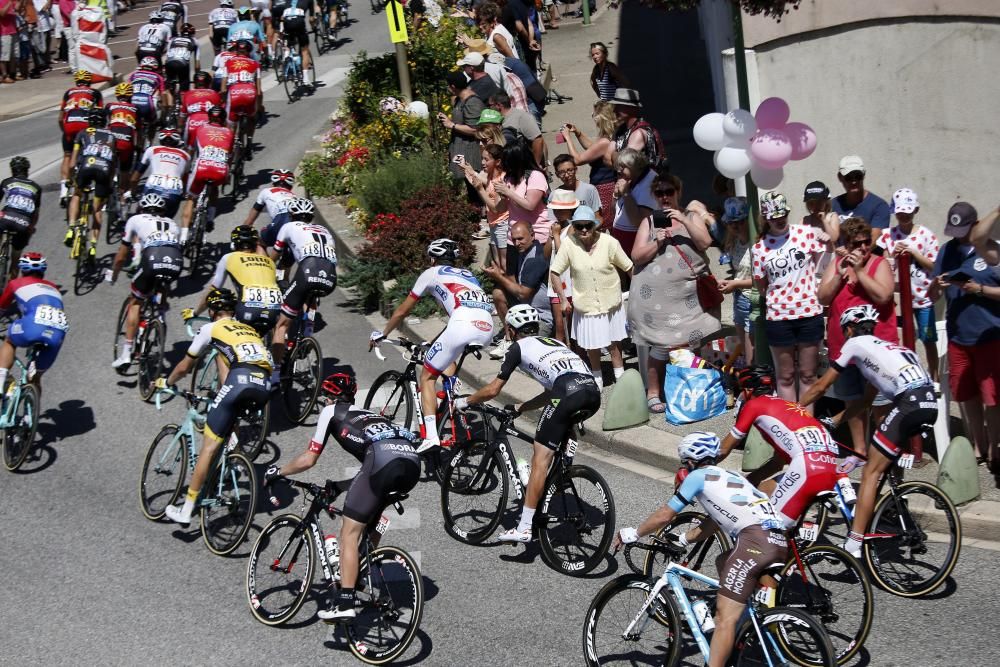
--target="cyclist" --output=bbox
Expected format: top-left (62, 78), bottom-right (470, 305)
top-left (212, 40), bottom-right (239, 91)
top-left (269, 0), bottom-right (291, 56)
top-left (370, 239), bottom-right (495, 451)
top-left (263, 372), bottom-right (421, 622)
top-left (0, 254), bottom-right (68, 400)
top-left (159, 0), bottom-right (187, 34)
top-left (179, 71), bottom-right (222, 147)
top-left (799, 304), bottom-right (937, 558)
top-left (163, 23), bottom-right (201, 94)
top-left (612, 432), bottom-right (788, 667)
top-left (219, 39), bottom-right (262, 159)
top-left (0, 157), bottom-right (41, 277)
top-left (227, 7), bottom-right (266, 61)
top-left (208, 0), bottom-right (239, 55)
top-left (128, 57), bottom-right (171, 133)
top-left (65, 108), bottom-right (118, 258)
top-left (59, 70), bottom-right (104, 205)
top-left (455, 304), bottom-right (600, 543)
top-left (320, 0), bottom-right (345, 37)
top-left (184, 225), bottom-right (280, 336)
top-left (279, 0), bottom-right (314, 87)
top-left (716, 366), bottom-right (841, 531)
top-left (157, 287), bottom-right (272, 525)
top-left (105, 83), bottom-right (140, 179)
top-left (181, 106), bottom-right (233, 243)
top-left (110, 194), bottom-right (183, 370)
top-left (248, 0), bottom-right (272, 60)
top-left (242, 169), bottom-right (296, 247)
top-left (128, 128), bottom-right (190, 220)
top-left (266, 197), bottom-right (336, 375)
top-left (135, 11), bottom-right (171, 63)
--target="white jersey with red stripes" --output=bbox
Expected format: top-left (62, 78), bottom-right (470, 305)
top-left (252, 186), bottom-right (296, 219)
top-left (138, 145), bottom-right (190, 182)
top-left (123, 213), bottom-right (180, 250)
top-left (409, 265), bottom-right (492, 317)
top-left (832, 335), bottom-right (932, 398)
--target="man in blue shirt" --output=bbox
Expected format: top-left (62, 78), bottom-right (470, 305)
top-left (831, 155), bottom-right (890, 242)
top-left (227, 6), bottom-right (266, 60)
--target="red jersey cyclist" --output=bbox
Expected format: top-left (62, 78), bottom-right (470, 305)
top-left (181, 106), bottom-right (234, 242)
top-left (59, 70), bottom-right (104, 205)
top-left (220, 39), bottom-right (262, 158)
top-left (179, 71), bottom-right (222, 147)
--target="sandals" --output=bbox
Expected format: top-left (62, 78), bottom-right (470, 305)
top-left (647, 397), bottom-right (666, 413)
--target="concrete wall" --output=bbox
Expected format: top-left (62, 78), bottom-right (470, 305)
top-left (749, 17), bottom-right (1000, 239)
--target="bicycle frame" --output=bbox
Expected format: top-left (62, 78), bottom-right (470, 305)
top-left (0, 353), bottom-right (35, 429)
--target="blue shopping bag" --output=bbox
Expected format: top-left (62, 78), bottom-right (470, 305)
top-left (663, 364), bottom-right (728, 425)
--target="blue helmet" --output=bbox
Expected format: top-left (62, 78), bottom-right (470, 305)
top-left (677, 431), bottom-right (720, 464)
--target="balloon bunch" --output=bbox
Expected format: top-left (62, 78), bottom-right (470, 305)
top-left (692, 97), bottom-right (816, 190)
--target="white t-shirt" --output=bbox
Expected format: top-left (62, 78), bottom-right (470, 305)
top-left (612, 169), bottom-right (656, 232)
top-left (752, 225), bottom-right (825, 321)
top-left (876, 225), bottom-right (939, 310)
top-left (832, 335), bottom-right (932, 397)
top-left (409, 265), bottom-right (492, 317)
top-left (273, 220), bottom-right (337, 263)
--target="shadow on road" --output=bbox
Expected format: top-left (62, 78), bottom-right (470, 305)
top-left (37, 399), bottom-right (95, 441)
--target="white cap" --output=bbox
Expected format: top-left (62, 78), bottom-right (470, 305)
top-left (892, 188), bottom-right (919, 214)
top-left (457, 52), bottom-right (484, 68)
top-left (838, 155), bottom-right (865, 176)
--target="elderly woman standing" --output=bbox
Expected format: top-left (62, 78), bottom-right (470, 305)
top-left (629, 172), bottom-right (721, 412)
top-left (550, 205), bottom-right (633, 389)
top-left (610, 148), bottom-right (657, 260)
top-left (560, 101), bottom-right (616, 228)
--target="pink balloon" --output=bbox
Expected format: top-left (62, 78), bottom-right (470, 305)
top-left (785, 121), bottom-right (818, 160)
top-left (755, 97), bottom-right (790, 130)
top-left (750, 129), bottom-right (792, 170)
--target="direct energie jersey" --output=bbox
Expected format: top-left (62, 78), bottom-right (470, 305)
top-left (210, 251), bottom-right (280, 308)
top-left (273, 220), bottom-right (337, 263)
top-left (832, 335), bottom-right (932, 398)
top-left (409, 265), bottom-right (492, 317)
top-left (668, 465), bottom-right (784, 542)
top-left (731, 395), bottom-right (839, 464)
top-left (1, 177), bottom-right (42, 225)
top-left (187, 317), bottom-right (272, 371)
top-left (497, 336), bottom-right (589, 390)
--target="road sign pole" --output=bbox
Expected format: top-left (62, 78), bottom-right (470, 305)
top-left (385, 0), bottom-right (412, 102)
top-left (395, 42), bottom-right (412, 102)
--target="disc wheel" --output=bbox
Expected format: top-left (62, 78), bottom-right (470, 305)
top-left (537, 465), bottom-right (615, 576)
top-left (280, 336), bottom-right (322, 424)
top-left (246, 514), bottom-right (315, 625)
top-left (139, 424), bottom-right (189, 520)
top-left (201, 452), bottom-right (257, 556)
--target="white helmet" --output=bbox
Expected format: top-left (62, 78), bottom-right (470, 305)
top-left (506, 304), bottom-right (540, 331)
top-left (427, 238), bottom-right (459, 261)
top-left (287, 197), bottom-right (315, 220)
top-left (677, 431), bottom-right (721, 464)
top-left (139, 192), bottom-right (167, 212)
top-left (220, 0), bottom-right (234, 5)
top-left (839, 304), bottom-right (879, 329)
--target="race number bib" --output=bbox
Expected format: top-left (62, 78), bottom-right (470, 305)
top-left (34, 305), bottom-right (69, 331)
top-left (795, 426), bottom-right (838, 454)
top-left (147, 174), bottom-right (183, 191)
top-left (300, 241), bottom-right (336, 260)
top-left (167, 46), bottom-right (191, 62)
top-left (236, 341), bottom-right (270, 364)
top-left (456, 289), bottom-right (492, 310)
top-left (143, 230), bottom-right (179, 248)
top-left (4, 194), bottom-right (35, 214)
top-left (201, 145), bottom-right (229, 165)
top-left (242, 285), bottom-right (282, 309)
top-left (284, 7), bottom-right (305, 17)
top-left (83, 143), bottom-right (114, 161)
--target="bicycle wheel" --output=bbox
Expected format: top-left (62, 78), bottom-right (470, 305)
top-left (537, 465), bottom-right (616, 576)
top-left (363, 370), bottom-right (414, 431)
top-left (733, 606), bottom-right (836, 667)
top-left (201, 452), bottom-right (257, 556)
top-left (139, 424), bottom-right (189, 520)
top-left (235, 402), bottom-right (269, 461)
top-left (2, 384), bottom-right (39, 471)
top-left (190, 352), bottom-right (220, 432)
top-left (582, 574), bottom-right (682, 667)
top-left (247, 513), bottom-right (315, 626)
top-left (777, 544), bottom-right (873, 665)
top-left (112, 296), bottom-right (129, 362)
top-left (280, 336), bottom-right (322, 424)
top-left (283, 63), bottom-right (298, 102)
top-left (137, 319), bottom-right (166, 402)
top-left (642, 512), bottom-right (731, 586)
top-left (864, 480), bottom-right (961, 597)
top-left (272, 42), bottom-right (285, 81)
top-left (347, 545), bottom-right (423, 665)
top-left (440, 442), bottom-right (508, 544)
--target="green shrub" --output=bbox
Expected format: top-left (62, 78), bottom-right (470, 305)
top-left (353, 150), bottom-right (450, 221)
top-left (344, 51), bottom-right (400, 126)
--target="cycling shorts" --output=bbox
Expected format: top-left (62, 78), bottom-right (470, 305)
top-left (343, 439), bottom-right (421, 525)
top-left (534, 372), bottom-right (601, 450)
top-left (769, 454), bottom-right (840, 529)
top-left (187, 160), bottom-right (229, 196)
top-left (62, 121), bottom-right (88, 152)
top-left (211, 26), bottom-right (230, 50)
top-left (135, 45), bottom-right (164, 62)
top-left (184, 113), bottom-right (209, 148)
top-left (872, 385), bottom-right (938, 460)
top-left (226, 84), bottom-right (257, 121)
top-left (8, 317), bottom-right (66, 371)
top-left (281, 256), bottom-right (336, 317)
top-left (205, 364), bottom-right (270, 441)
top-left (282, 20), bottom-right (309, 49)
top-left (236, 301), bottom-right (280, 337)
top-left (715, 526), bottom-right (788, 604)
top-left (131, 244), bottom-right (183, 299)
top-left (0, 212), bottom-right (32, 250)
top-left (423, 308), bottom-right (494, 376)
top-left (141, 183), bottom-right (184, 218)
top-left (259, 212), bottom-right (290, 247)
top-left (133, 95), bottom-right (159, 124)
top-left (164, 60), bottom-right (192, 91)
top-left (76, 165), bottom-right (114, 199)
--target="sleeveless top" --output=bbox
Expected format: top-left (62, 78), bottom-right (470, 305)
top-left (827, 255), bottom-right (898, 361)
top-left (587, 155), bottom-right (615, 186)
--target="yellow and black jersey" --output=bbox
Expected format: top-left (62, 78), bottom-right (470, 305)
top-left (209, 251), bottom-right (281, 310)
top-left (187, 317), bottom-right (273, 371)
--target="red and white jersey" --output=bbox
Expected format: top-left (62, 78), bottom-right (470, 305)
top-left (731, 395), bottom-right (839, 464)
top-left (181, 89), bottom-right (221, 115)
top-left (274, 220), bottom-right (337, 263)
top-left (137, 145), bottom-right (190, 185)
top-left (193, 124), bottom-right (235, 166)
top-left (123, 213), bottom-right (180, 249)
top-left (752, 225), bottom-right (826, 321)
top-left (875, 225), bottom-right (940, 310)
top-left (409, 265), bottom-right (492, 317)
top-left (222, 55), bottom-right (259, 87)
top-left (106, 101), bottom-right (139, 130)
top-left (832, 335), bottom-right (932, 397)
top-left (252, 186), bottom-right (295, 219)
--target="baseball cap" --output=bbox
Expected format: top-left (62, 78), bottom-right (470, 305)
top-left (548, 190), bottom-right (579, 210)
top-left (838, 155), bottom-right (865, 176)
top-left (803, 181), bottom-right (830, 201)
top-left (721, 196), bottom-right (749, 223)
top-left (477, 109), bottom-right (502, 125)
top-left (760, 192), bottom-right (790, 220)
top-left (457, 52), bottom-right (484, 68)
top-left (944, 201), bottom-right (978, 237)
top-left (891, 188), bottom-right (920, 215)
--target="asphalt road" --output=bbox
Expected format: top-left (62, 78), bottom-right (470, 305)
top-left (2, 6), bottom-right (998, 666)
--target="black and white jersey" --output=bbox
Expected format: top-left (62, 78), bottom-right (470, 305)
top-left (832, 335), bottom-right (932, 397)
top-left (497, 336), bottom-right (590, 390)
top-left (123, 213), bottom-right (180, 249)
top-left (273, 220), bottom-right (337, 264)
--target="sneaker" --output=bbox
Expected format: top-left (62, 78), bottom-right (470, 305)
top-left (63, 228), bottom-right (74, 247)
top-left (842, 539), bottom-right (862, 559)
top-left (164, 504), bottom-right (193, 525)
top-left (497, 527), bottom-right (532, 543)
top-left (489, 339), bottom-right (511, 359)
top-left (111, 354), bottom-right (132, 370)
top-left (318, 604), bottom-right (356, 623)
top-left (415, 439), bottom-right (441, 454)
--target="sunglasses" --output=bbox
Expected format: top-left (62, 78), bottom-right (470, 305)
top-left (842, 171), bottom-right (864, 183)
top-left (573, 223), bottom-right (596, 231)
top-left (654, 188), bottom-right (676, 197)
top-left (849, 238), bottom-right (872, 249)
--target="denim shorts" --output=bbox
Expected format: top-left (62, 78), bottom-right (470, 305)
top-left (763, 314), bottom-right (824, 347)
top-left (733, 291), bottom-right (753, 333)
top-left (913, 306), bottom-right (938, 344)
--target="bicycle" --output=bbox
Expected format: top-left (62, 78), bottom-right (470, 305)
top-left (278, 291), bottom-right (324, 424)
top-left (184, 184), bottom-right (219, 275)
top-left (641, 511), bottom-right (873, 666)
top-left (247, 475), bottom-right (423, 664)
top-left (113, 284), bottom-right (170, 401)
top-left (140, 387), bottom-right (257, 555)
top-left (369, 0), bottom-right (385, 13)
top-left (441, 403), bottom-right (616, 576)
top-left (0, 228), bottom-right (15, 292)
top-left (280, 39), bottom-right (313, 102)
top-left (584, 537), bottom-right (837, 666)
top-left (68, 182), bottom-right (98, 295)
top-left (224, 114), bottom-right (251, 200)
top-left (1, 344), bottom-right (42, 471)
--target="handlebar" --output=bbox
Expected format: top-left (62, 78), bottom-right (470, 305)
top-left (185, 315), bottom-right (211, 338)
top-left (371, 336), bottom-right (427, 363)
top-left (154, 385), bottom-right (212, 411)
top-left (622, 536), bottom-right (686, 575)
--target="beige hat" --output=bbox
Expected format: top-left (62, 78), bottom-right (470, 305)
top-left (548, 189), bottom-right (579, 210)
top-left (838, 155), bottom-right (865, 176)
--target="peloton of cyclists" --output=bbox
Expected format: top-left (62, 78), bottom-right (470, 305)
top-left (59, 70), bottom-right (103, 205)
top-left (0, 157), bottom-right (42, 277)
top-left (179, 71), bottom-right (222, 147)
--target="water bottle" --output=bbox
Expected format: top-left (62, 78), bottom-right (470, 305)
top-left (836, 476), bottom-right (857, 506)
top-left (516, 459), bottom-right (531, 488)
top-left (324, 534), bottom-right (340, 565)
top-left (442, 375), bottom-right (457, 394)
top-left (719, 252), bottom-right (731, 266)
top-left (691, 598), bottom-right (715, 633)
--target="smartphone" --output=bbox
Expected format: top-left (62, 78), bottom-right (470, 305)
top-left (652, 211), bottom-right (670, 229)
top-left (948, 270), bottom-right (973, 283)
top-left (453, 155), bottom-right (465, 165)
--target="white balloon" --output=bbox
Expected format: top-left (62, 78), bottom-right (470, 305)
top-left (714, 146), bottom-right (753, 179)
top-left (406, 100), bottom-right (430, 119)
top-left (693, 113), bottom-right (727, 151)
top-left (723, 109), bottom-right (757, 143)
top-left (750, 163), bottom-right (784, 190)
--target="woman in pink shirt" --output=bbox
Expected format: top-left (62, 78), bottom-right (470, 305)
top-left (494, 140), bottom-right (550, 245)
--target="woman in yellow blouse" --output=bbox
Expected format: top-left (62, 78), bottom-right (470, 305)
top-left (549, 205), bottom-right (633, 389)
